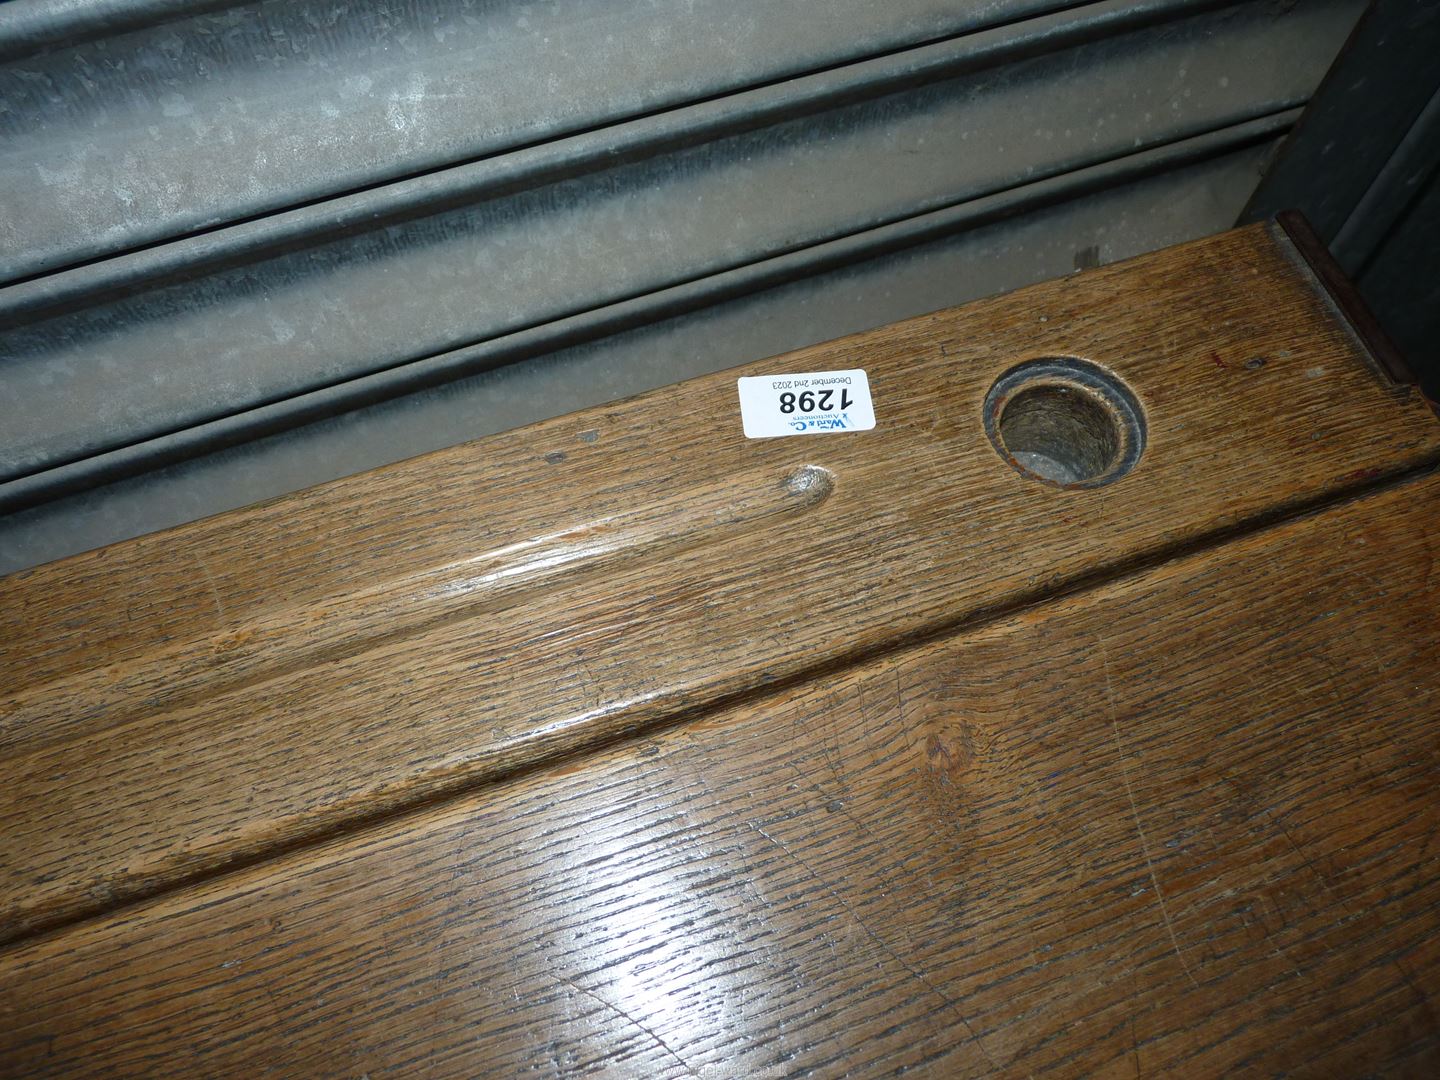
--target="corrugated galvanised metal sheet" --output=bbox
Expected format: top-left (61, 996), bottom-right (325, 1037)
top-left (0, 0), bottom-right (1364, 571)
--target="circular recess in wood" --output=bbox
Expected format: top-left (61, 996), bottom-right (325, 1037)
top-left (983, 359), bottom-right (1145, 488)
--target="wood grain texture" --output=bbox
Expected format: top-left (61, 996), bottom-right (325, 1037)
top-left (2, 223), bottom-right (1438, 948)
top-left (3, 221), bottom-right (1440, 1078)
top-left (2, 468), bottom-right (1437, 1078)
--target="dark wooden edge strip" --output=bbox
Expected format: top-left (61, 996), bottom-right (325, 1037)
top-left (1274, 209), bottom-right (1419, 390)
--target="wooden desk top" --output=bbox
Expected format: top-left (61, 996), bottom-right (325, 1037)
top-left (2, 220), bottom-right (1437, 1076)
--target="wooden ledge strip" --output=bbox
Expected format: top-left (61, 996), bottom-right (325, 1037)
top-left (0, 462), bottom-right (834, 756)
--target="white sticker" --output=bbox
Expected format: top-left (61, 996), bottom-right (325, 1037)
top-left (737, 369), bottom-right (876, 438)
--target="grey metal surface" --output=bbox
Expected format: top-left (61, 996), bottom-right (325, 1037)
top-left (0, 0), bottom-right (1360, 491)
top-left (0, 138), bottom-right (1282, 573)
top-left (1, 0), bottom-right (1078, 279)
top-left (1241, 0), bottom-right (1440, 385)
top-left (1241, 0), bottom-right (1440, 245)
top-left (1350, 157), bottom-right (1440, 389)
top-left (0, 0), bottom-right (1365, 572)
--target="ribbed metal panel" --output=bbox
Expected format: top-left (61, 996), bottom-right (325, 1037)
top-left (1242, 0), bottom-right (1440, 390)
top-left (2, 0), bottom-right (1084, 279)
top-left (0, 0), bottom-right (1364, 571)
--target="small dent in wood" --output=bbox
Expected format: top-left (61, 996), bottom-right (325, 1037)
top-left (783, 464), bottom-right (835, 502)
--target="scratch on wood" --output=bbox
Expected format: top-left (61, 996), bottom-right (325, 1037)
top-left (1267, 805), bottom-right (1437, 1015)
top-left (192, 553), bottom-right (227, 628)
top-left (551, 971), bottom-right (699, 1078)
top-left (1102, 638), bottom-right (1200, 990)
top-left (744, 819), bottom-right (1002, 1071)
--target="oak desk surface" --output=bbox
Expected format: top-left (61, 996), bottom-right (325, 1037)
top-left (2, 222), bottom-right (1438, 1077)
